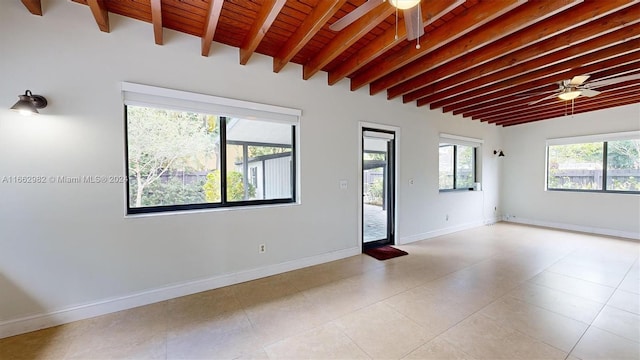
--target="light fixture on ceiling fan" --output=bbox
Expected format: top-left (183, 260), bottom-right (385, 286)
top-left (330, 0), bottom-right (424, 49)
top-left (388, 0), bottom-right (421, 10)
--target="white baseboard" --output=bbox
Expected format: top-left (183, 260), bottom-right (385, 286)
top-left (503, 217), bottom-right (640, 240)
top-left (398, 220), bottom-right (488, 245)
top-left (0, 246), bottom-right (360, 339)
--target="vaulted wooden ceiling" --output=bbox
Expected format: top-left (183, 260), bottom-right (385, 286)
top-left (21, 0), bottom-right (640, 126)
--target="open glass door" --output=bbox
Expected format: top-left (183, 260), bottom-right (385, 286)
top-left (362, 129), bottom-right (395, 250)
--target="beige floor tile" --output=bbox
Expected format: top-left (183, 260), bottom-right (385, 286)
top-left (571, 326), bottom-right (640, 360)
top-left (64, 302), bottom-right (168, 358)
top-left (231, 274), bottom-right (299, 308)
top-left (334, 302), bottom-right (431, 359)
top-left (608, 289), bottom-right (640, 315)
top-left (508, 283), bottom-right (605, 324)
top-left (480, 297), bottom-right (588, 352)
top-left (546, 258), bottom-right (630, 287)
top-left (592, 305), bottom-right (640, 343)
top-left (264, 322), bottom-right (370, 359)
top-left (302, 277), bottom-right (380, 321)
top-left (0, 327), bottom-right (72, 360)
top-left (402, 337), bottom-right (476, 360)
top-left (166, 310), bottom-right (260, 359)
top-left (243, 292), bottom-right (331, 346)
top-left (383, 285), bottom-right (479, 339)
top-left (167, 286), bottom-right (243, 329)
top-left (529, 271), bottom-right (615, 303)
top-left (441, 314), bottom-right (567, 360)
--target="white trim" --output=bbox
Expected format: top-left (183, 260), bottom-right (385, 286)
top-left (398, 220), bottom-right (488, 244)
top-left (503, 216), bottom-right (640, 240)
top-left (440, 133), bottom-right (484, 145)
top-left (122, 82), bottom-right (301, 124)
top-left (0, 246), bottom-right (359, 339)
top-left (546, 130), bottom-right (640, 146)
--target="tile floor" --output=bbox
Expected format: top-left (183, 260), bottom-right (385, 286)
top-left (1, 223), bottom-right (639, 359)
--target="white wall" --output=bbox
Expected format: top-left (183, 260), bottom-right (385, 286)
top-left (0, 2), bottom-right (501, 336)
top-left (501, 104), bottom-right (640, 238)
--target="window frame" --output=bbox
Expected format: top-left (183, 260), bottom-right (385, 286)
top-left (545, 131), bottom-right (640, 194)
top-left (122, 82), bottom-right (301, 215)
top-left (439, 134), bottom-right (482, 192)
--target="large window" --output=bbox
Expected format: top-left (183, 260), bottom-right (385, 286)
top-left (439, 134), bottom-right (480, 191)
top-left (547, 132), bottom-right (639, 193)
top-left (123, 83), bottom-right (299, 214)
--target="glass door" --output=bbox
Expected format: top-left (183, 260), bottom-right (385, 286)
top-left (362, 129), bottom-right (395, 249)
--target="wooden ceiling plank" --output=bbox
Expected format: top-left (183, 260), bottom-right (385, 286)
top-left (399, 2), bottom-right (640, 102)
top-left (436, 49), bottom-right (640, 115)
top-left (201, 0), bottom-right (224, 56)
top-left (87, 0), bottom-right (110, 32)
top-left (21, 0), bottom-right (42, 15)
top-left (327, 0), bottom-right (463, 85)
top-left (495, 93), bottom-right (640, 126)
top-left (150, 0), bottom-right (163, 45)
top-left (481, 82), bottom-right (640, 123)
top-left (240, 0), bottom-right (287, 65)
top-left (360, 0), bottom-right (580, 94)
top-left (302, 2), bottom-right (396, 80)
top-left (273, 0), bottom-right (347, 73)
top-left (427, 38), bottom-right (640, 111)
top-left (415, 24), bottom-right (640, 107)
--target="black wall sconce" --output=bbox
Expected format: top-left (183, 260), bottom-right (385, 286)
top-left (493, 149), bottom-right (505, 157)
top-left (11, 90), bottom-right (48, 116)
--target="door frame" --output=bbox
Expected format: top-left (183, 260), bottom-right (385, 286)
top-left (358, 121), bottom-right (400, 250)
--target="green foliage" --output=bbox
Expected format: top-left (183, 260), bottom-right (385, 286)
top-left (127, 106), bottom-right (216, 207)
top-left (203, 170), bottom-right (256, 202)
top-left (367, 178), bottom-right (384, 205)
top-left (248, 146), bottom-right (289, 158)
top-left (129, 177), bottom-right (206, 206)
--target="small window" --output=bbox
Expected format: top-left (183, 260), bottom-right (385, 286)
top-left (439, 134), bottom-right (480, 191)
top-left (547, 132), bottom-right (639, 193)
top-left (123, 83), bottom-right (300, 214)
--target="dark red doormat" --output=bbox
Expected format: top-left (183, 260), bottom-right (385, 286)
top-left (364, 245), bottom-right (408, 260)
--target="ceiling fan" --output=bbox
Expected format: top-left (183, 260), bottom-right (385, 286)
top-left (330, 0), bottom-right (424, 42)
top-left (528, 73), bottom-right (640, 105)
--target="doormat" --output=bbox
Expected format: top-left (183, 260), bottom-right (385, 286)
top-left (364, 245), bottom-right (408, 261)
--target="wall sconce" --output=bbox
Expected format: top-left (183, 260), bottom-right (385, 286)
top-left (10, 90), bottom-right (48, 116)
top-left (493, 149), bottom-right (505, 157)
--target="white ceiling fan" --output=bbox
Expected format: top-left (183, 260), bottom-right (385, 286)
top-left (330, 0), bottom-right (424, 42)
top-left (528, 73), bottom-right (640, 105)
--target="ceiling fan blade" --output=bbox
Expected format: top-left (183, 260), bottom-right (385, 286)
top-left (569, 75), bottom-right (590, 86)
top-left (585, 73), bottom-right (640, 88)
top-left (580, 89), bottom-right (600, 97)
top-left (528, 93), bottom-right (560, 106)
top-left (404, 7), bottom-right (424, 41)
top-left (329, 0), bottom-right (383, 31)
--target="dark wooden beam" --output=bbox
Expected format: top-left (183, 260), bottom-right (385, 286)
top-left (150, 0), bottom-right (163, 45)
top-left (201, 0), bottom-right (224, 57)
top-left (302, 2), bottom-right (395, 80)
top-left (273, 0), bottom-right (347, 73)
top-left (87, 0), bottom-right (110, 33)
top-left (21, 0), bottom-right (42, 15)
top-left (240, 0), bottom-right (287, 65)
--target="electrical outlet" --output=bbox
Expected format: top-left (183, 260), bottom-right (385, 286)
top-left (259, 244), bottom-right (266, 253)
